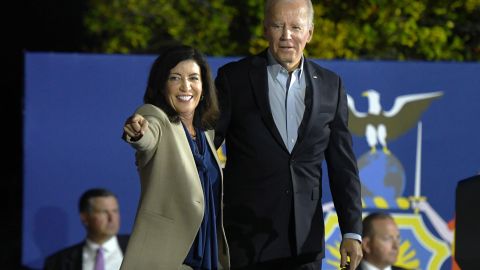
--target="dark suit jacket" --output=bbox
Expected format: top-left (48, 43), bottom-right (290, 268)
top-left (455, 174), bottom-right (480, 270)
top-left (214, 50), bottom-right (362, 267)
top-left (356, 262), bottom-right (409, 270)
top-left (43, 235), bottom-right (129, 270)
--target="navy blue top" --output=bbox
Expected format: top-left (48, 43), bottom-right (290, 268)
top-left (183, 125), bottom-right (220, 270)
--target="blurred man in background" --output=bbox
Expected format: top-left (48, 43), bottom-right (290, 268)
top-left (358, 212), bottom-right (408, 270)
top-left (44, 188), bottom-right (128, 270)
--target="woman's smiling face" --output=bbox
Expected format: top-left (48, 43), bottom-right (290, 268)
top-left (165, 59), bottom-right (203, 120)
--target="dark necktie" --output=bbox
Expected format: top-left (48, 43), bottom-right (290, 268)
top-left (94, 247), bottom-right (105, 270)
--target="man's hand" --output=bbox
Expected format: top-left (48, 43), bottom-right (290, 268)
top-left (340, 238), bottom-right (363, 269)
top-left (123, 114), bottom-right (149, 141)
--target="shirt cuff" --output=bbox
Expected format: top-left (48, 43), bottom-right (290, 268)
top-left (343, 233), bottom-right (362, 243)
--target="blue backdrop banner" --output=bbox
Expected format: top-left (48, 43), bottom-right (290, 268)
top-left (23, 52), bottom-right (479, 269)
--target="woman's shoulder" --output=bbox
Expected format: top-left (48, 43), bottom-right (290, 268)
top-left (135, 104), bottom-right (169, 121)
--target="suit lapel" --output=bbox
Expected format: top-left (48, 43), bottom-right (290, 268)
top-left (69, 243), bottom-right (83, 270)
top-left (249, 52), bottom-right (288, 151)
top-left (205, 130), bottom-right (223, 179)
top-left (291, 60), bottom-right (319, 155)
top-left (118, 235), bottom-right (129, 253)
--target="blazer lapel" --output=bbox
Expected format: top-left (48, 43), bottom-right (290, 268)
top-left (249, 52), bottom-right (288, 151)
top-left (291, 60), bottom-right (319, 155)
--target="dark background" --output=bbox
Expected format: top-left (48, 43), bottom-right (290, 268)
top-left (8, 1), bottom-right (90, 268)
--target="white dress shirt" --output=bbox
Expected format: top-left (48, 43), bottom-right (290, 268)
top-left (83, 236), bottom-right (123, 270)
top-left (361, 260), bottom-right (393, 270)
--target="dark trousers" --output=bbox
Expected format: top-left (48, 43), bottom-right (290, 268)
top-left (232, 253), bottom-right (322, 270)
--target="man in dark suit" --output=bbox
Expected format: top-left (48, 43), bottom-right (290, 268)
top-left (44, 188), bottom-right (128, 270)
top-left (455, 174), bottom-right (480, 270)
top-left (214, 0), bottom-right (363, 269)
top-left (357, 213), bottom-right (408, 270)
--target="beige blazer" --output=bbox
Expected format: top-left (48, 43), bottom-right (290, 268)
top-left (120, 104), bottom-right (229, 270)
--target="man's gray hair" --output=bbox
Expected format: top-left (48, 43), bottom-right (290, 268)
top-left (264, 0), bottom-right (314, 27)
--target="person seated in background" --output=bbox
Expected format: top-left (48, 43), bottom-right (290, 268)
top-left (357, 212), bottom-right (408, 270)
top-left (44, 188), bottom-right (129, 270)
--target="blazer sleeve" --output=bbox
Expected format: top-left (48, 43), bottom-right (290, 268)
top-left (124, 104), bottom-right (165, 168)
top-left (325, 77), bottom-right (363, 236)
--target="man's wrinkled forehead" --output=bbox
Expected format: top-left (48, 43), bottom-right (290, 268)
top-left (265, 0), bottom-right (312, 25)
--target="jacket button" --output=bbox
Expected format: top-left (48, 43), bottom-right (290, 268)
top-left (285, 189), bottom-right (291, 195)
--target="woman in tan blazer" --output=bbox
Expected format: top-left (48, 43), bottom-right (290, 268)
top-left (122, 46), bottom-right (229, 270)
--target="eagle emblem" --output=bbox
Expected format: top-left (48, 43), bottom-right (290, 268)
top-left (347, 89), bottom-right (443, 154)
